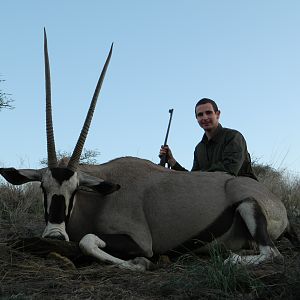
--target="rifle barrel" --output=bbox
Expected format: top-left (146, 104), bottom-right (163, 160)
top-left (159, 108), bottom-right (174, 167)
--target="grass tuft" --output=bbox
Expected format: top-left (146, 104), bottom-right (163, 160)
top-left (161, 245), bottom-right (264, 299)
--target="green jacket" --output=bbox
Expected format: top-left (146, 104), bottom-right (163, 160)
top-left (173, 124), bottom-right (257, 180)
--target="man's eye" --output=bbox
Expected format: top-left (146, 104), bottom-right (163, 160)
top-left (197, 113), bottom-right (203, 117)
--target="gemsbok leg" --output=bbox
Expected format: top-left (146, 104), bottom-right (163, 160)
top-left (225, 197), bottom-right (283, 265)
top-left (79, 234), bottom-right (153, 271)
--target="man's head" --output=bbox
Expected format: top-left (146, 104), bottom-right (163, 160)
top-left (195, 98), bottom-right (220, 133)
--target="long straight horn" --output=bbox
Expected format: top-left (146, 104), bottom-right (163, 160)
top-left (67, 43), bottom-right (113, 172)
top-left (44, 28), bottom-right (57, 168)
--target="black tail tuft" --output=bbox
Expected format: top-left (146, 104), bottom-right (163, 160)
top-left (284, 222), bottom-right (300, 251)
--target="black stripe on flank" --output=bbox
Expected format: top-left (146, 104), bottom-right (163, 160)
top-left (172, 202), bottom-right (242, 253)
top-left (98, 234), bottom-right (146, 259)
top-left (50, 168), bottom-right (74, 185)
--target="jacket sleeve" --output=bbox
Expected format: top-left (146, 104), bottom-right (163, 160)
top-left (172, 162), bottom-right (188, 171)
top-left (207, 132), bottom-right (247, 176)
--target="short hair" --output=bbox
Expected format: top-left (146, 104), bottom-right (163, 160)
top-left (195, 98), bottom-right (219, 116)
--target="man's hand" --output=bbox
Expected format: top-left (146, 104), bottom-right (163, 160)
top-left (159, 145), bottom-right (176, 167)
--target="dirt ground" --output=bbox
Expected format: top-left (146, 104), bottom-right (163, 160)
top-left (0, 221), bottom-right (299, 300)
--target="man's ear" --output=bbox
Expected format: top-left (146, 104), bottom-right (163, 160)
top-left (216, 110), bottom-right (221, 120)
top-left (78, 172), bottom-right (120, 195)
top-left (0, 168), bottom-right (43, 185)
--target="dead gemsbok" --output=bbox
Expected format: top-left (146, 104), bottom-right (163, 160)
top-left (1, 30), bottom-right (298, 271)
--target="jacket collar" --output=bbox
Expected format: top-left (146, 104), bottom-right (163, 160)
top-left (201, 123), bottom-right (223, 144)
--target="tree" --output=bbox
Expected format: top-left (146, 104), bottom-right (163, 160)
top-left (40, 148), bottom-right (101, 166)
top-left (0, 78), bottom-right (14, 111)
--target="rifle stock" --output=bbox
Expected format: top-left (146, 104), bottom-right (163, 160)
top-left (159, 152), bottom-right (168, 166)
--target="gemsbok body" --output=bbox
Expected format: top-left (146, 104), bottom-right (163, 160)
top-left (1, 30), bottom-right (298, 271)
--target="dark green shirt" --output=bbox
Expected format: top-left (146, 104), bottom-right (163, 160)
top-left (173, 124), bottom-right (257, 180)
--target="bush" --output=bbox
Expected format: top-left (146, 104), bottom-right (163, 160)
top-left (253, 162), bottom-right (300, 218)
top-left (0, 181), bottom-right (43, 240)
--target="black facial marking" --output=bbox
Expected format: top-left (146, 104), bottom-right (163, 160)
top-left (50, 168), bottom-right (74, 185)
top-left (41, 185), bottom-right (48, 223)
top-left (66, 189), bottom-right (77, 223)
top-left (48, 195), bottom-right (66, 223)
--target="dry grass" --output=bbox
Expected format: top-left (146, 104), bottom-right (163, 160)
top-left (253, 164), bottom-right (300, 218)
top-left (0, 164), bottom-right (299, 299)
top-left (0, 182), bottom-right (43, 241)
top-left (0, 239), bottom-right (299, 299)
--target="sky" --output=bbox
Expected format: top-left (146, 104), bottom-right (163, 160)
top-left (0, 1), bottom-right (300, 177)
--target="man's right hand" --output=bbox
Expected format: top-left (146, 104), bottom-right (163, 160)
top-left (159, 145), bottom-right (176, 167)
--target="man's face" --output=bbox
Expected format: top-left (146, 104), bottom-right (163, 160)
top-left (196, 103), bottom-right (220, 132)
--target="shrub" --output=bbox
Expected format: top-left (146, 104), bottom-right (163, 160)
top-left (0, 181), bottom-right (44, 240)
top-left (253, 162), bottom-right (300, 218)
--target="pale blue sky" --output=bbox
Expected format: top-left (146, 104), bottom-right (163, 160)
top-left (0, 1), bottom-right (299, 176)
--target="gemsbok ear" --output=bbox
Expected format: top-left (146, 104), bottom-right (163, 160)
top-left (0, 168), bottom-right (43, 185)
top-left (78, 172), bottom-right (120, 195)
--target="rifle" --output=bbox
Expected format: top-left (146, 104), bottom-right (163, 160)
top-left (159, 108), bottom-right (174, 167)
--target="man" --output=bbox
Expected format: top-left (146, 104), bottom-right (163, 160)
top-left (159, 98), bottom-right (257, 180)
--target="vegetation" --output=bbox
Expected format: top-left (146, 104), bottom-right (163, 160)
top-left (0, 162), bottom-right (299, 299)
top-left (39, 148), bottom-right (101, 166)
top-left (253, 163), bottom-right (300, 219)
top-left (0, 78), bottom-right (14, 111)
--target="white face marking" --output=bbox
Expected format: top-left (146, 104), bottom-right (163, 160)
top-left (41, 168), bottom-right (79, 240)
top-left (42, 169), bottom-right (78, 216)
